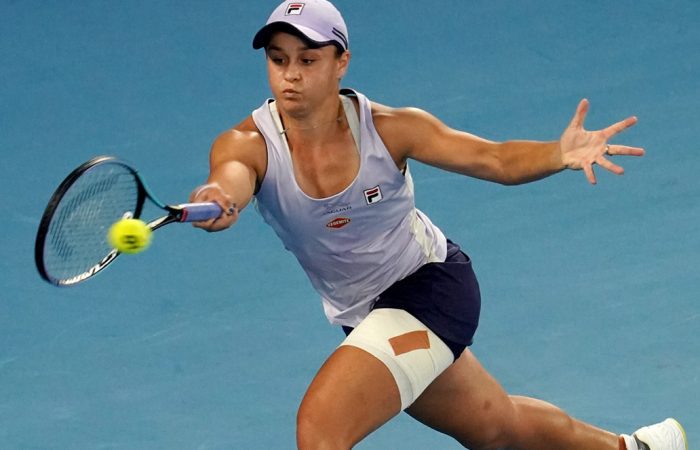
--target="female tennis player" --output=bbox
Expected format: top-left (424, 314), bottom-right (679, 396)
top-left (190, 1), bottom-right (687, 449)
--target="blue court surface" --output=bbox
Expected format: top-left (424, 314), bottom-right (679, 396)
top-left (1, 1), bottom-right (698, 448)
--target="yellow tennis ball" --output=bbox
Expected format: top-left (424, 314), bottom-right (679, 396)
top-left (107, 218), bottom-right (152, 254)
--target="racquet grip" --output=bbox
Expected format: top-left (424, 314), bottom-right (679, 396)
top-left (178, 202), bottom-right (223, 222)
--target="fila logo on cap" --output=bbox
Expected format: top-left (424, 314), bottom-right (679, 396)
top-left (364, 186), bottom-right (383, 205)
top-left (286, 3), bottom-right (305, 15)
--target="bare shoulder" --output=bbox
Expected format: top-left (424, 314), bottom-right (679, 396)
top-left (370, 102), bottom-right (444, 164)
top-left (210, 115), bottom-right (267, 180)
top-left (371, 102), bottom-right (436, 131)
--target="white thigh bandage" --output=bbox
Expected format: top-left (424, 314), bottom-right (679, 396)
top-left (339, 308), bottom-right (454, 410)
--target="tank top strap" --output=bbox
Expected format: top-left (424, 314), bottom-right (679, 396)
top-left (267, 100), bottom-right (293, 156)
top-left (340, 94), bottom-right (361, 148)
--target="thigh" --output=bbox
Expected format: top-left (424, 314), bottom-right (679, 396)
top-left (297, 345), bottom-right (402, 448)
top-left (405, 349), bottom-right (517, 449)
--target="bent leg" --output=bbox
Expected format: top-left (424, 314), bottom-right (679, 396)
top-left (406, 349), bottom-right (619, 450)
top-left (296, 345), bottom-right (401, 450)
top-left (297, 308), bottom-right (455, 449)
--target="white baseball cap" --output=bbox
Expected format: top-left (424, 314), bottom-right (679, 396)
top-left (252, 0), bottom-right (349, 51)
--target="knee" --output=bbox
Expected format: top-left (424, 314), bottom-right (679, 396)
top-left (454, 399), bottom-right (520, 450)
top-left (296, 401), bottom-right (349, 450)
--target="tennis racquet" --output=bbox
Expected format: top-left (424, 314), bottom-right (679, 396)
top-left (35, 155), bottom-right (222, 287)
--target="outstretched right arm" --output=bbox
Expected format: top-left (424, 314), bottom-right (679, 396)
top-left (189, 117), bottom-right (267, 232)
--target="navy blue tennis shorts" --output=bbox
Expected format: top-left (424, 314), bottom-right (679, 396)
top-left (343, 240), bottom-right (481, 360)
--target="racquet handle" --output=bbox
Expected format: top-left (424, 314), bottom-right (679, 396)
top-left (178, 202), bottom-right (224, 222)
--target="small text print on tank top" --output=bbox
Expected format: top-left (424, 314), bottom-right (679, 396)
top-left (326, 217), bottom-right (351, 229)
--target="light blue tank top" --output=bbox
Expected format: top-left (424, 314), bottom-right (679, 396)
top-left (253, 89), bottom-right (446, 327)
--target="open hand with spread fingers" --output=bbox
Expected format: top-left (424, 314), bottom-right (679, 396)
top-left (559, 99), bottom-right (645, 184)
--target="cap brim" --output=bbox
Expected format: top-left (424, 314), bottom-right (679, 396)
top-left (252, 22), bottom-right (333, 49)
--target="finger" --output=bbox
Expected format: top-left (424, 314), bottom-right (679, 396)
top-left (596, 157), bottom-right (624, 175)
top-left (208, 205), bottom-right (239, 229)
top-left (602, 116), bottom-right (638, 139)
top-left (607, 144), bottom-right (645, 157)
top-left (192, 217), bottom-right (217, 230)
top-left (192, 213), bottom-right (236, 232)
top-left (569, 98), bottom-right (590, 129)
top-left (583, 163), bottom-right (597, 185)
top-left (212, 198), bottom-right (237, 216)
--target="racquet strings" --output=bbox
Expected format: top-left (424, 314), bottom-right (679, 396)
top-left (43, 163), bottom-right (140, 281)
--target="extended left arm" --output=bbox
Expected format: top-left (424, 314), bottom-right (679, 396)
top-left (377, 99), bottom-right (644, 185)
